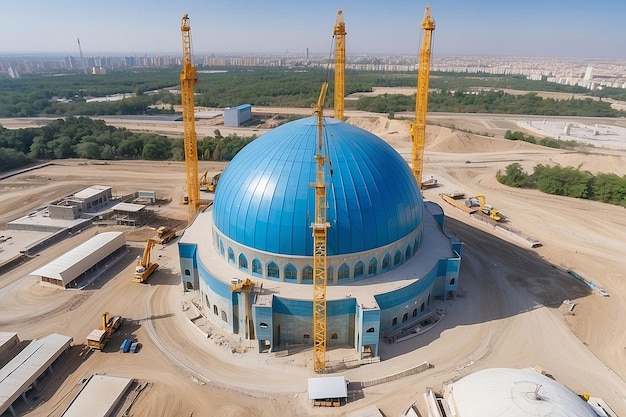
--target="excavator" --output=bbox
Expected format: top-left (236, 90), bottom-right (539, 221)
top-left (467, 195), bottom-right (502, 221)
top-left (133, 238), bottom-right (158, 283)
top-left (205, 172), bottom-right (222, 192)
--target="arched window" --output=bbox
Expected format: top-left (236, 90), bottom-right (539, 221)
top-left (421, 302), bottom-right (425, 312)
top-left (338, 263), bottom-right (350, 281)
top-left (267, 261), bottom-right (279, 280)
top-left (366, 327), bottom-right (375, 333)
top-left (414, 237), bottom-right (419, 255)
top-left (252, 258), bottom-right (262, 277)
top-left (259, 322), bottom-right (268, 329)
top-left (368, 258), bottom-right (377, 276)
top-left (412, 308), bottom-right (418, 318)
top-left (402, 313), bottom-right (408, 322)
top-left (213, 305), bottom-right (218, 315)
top-left (238, 254), bottom-right (248, 271)
top-left (427, 293), bottom-right (431, 305)
top-left (405, 245), bottom-right (412, 261)
top-left (354, 261), bottom-right (364, 279)
top-left (184, 269), bottom-right (190, 276)
top-left (303, 333), bottom-right (311, 340)
top-left (327, 266), bottom-right (334, 283)
top-left (219, 239), bottom-right (225, 257)
top-left (394, 250), bottom-right (402, 266)
top-left (392, 317), bottom-right (397, 326)
top-left (302, 266), bottom-right (313, 283)
top-left (205, 294), bottom-right (210, 308)
top-left (284, 264), bottom-right (297, 282)
top-left (227, 247), bottom-right (235, 263)
top-left (450, 277), bottom-right (455, 285)
top-left (331, 333), bottom-right (338, 340)
top-left (382, 254), bottom-right (391, 271)
top-left (221, 311), bottom-right (228, 322)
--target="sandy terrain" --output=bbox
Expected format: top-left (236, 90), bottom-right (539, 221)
top-left (1, 112), bottom-right (626, 417)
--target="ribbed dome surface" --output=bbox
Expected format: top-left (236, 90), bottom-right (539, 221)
top-left (213, 116), bottom-right (423, 256)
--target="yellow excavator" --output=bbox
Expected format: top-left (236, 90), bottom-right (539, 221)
top-left (133, 238), bottom-right (158, 283)
top-left (467, 195), bottom-right (502, 221)
top-left (205, 172), bottom-right (222, 192)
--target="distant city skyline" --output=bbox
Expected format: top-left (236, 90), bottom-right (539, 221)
top-left (2, 0), bottom-right (625, 59)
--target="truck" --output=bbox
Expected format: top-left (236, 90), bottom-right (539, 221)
top-left (86, 312), bottom-right (123, 350)
top-left (86, 329), bottom-right (108, 350)
top-left (154, 226), bottom-right (177, 244)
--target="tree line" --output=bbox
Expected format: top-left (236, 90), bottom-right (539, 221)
top-left (497, 163), bottom-right (626, 207)
top-left (504, 130), bottom-right (578, 149)
top-left (1, 67), bottom-right (617, 118)
top-left (0, 117), bottom-right (254, 173)
top-left (357, 90), bottom-right (622, 117)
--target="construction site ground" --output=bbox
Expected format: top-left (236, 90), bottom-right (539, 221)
top-left (0, 111), bottom-right (626, 416)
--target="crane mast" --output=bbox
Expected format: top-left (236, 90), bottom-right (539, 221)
top-left (77, 38), bottom-right (86, 74)
top-left (410, 5), bottom-right (435, 188)
top-left (180, 14), bottom-right (200, 221)
top-left (333, 11), bottom-right (346, 120)
top-left (311, 82), bottom-right (330, 373)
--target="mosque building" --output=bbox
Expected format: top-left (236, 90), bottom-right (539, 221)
top-left (178, 116), bottom-right (461, 359)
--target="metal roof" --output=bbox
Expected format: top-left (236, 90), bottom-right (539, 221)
top-left (213, 116), bottom-right (423, 256)
top-left (30, 231), bottom-right (125, 285)
top-left (448, 368), bottom-right (599, 417)
top-left (0, 333), bottom-right (73, 416)
top-left (307, 376), bottom-right (347, 400)
top-left (60, 374), bottom-right (132, 417)
top-left (113, 202), bottom-right (145, 212)
top-left (73, 185), bottom-right (111, 200)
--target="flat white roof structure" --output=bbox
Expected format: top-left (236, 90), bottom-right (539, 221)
top-left (60, 374), bottom-right (133, 417)
top-left (307, 376), bottom-right (347, 401)
top-left (73, 185), bottom-right (111, 200)
top-left (0, 333), bottom-right (73, 417)
top-left (29, 231), bottom-right (126, 288)
top-left (113, 202), bottom-right (145, 212)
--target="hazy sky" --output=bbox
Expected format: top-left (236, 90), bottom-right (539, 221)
top-left (1, 0), bottom-right (625, 59)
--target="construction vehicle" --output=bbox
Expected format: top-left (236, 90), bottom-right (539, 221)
top-left (311, 82), bottom-right (330, 373)
top-left (198, 169), bottom-right (209, 187)
top-left (154, 226), bottom-right (177, 244)
top-left (333, 10), bottom-right (346, 120)
top-left (410, 5), bottom-right (435, 189)
top-left (230, 278), bottom-right (257, 292)
top-left (467, 195), bottom-right (502, 221)
top-left (133, 238), bottom-right (158, 283)
top-left (421, 176), bottom-right (438, 189)
top-left (205, 172), bottom-right (222, 192)
top-left (86, 312), bottom-right (123, 350)
top-left (180, 14), bottom-right (200, 222)
top-left (441, 192), bottom-right (477, 214)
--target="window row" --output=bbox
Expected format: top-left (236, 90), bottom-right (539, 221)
top-left (217, 236), bottom-right (421, 282)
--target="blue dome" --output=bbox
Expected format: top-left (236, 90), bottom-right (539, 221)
top-left (213, 116), bottom-right (423, 256)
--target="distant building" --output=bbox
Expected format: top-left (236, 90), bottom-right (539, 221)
top-left (48, 185), bottom-right (112, 220)
top-left (223, 104), bottom-right (252, 127)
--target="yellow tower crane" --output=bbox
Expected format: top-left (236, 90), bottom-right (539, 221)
top-left (180, 14), bottom-right (200, 222)
top-left (333, 10), bottom-right (346, 120)
top-left (311, 82), bottom-right (330, 373)
top-left (410, 5), bottom-right (435, 189)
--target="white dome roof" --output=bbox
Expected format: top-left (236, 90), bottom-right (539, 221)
top-left (448, 368), bottom-right (597, 417)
